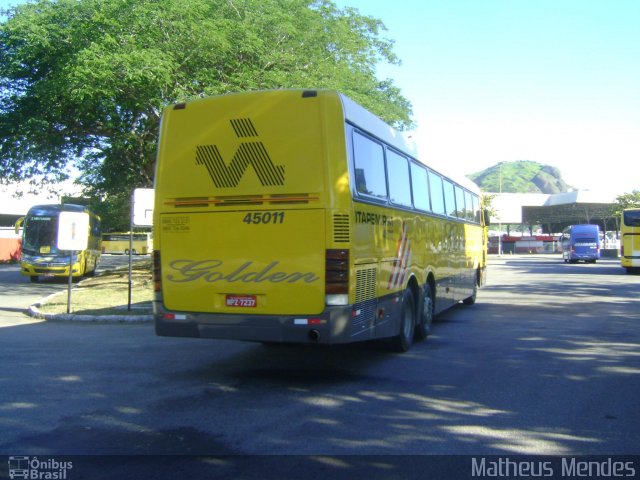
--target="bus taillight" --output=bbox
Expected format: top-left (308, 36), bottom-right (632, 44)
top-left (325, 249), bottom-right (349, 305)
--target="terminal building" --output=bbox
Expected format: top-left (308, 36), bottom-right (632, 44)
top-left (488, 190), bottom-right (619, 255)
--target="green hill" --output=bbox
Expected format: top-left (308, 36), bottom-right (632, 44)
top-left (468, 160), bottom-right (573, 194)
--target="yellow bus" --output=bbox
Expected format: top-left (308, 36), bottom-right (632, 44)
top-left (153, 89), bottom-right (486, 351)
top-left (15, 203), bottom-right (101, 282)
top-left (621, 208), bottom-right (640, 273)
top-left (101, 232), bottom-right (153, 255)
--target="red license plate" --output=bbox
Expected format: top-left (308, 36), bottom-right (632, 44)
top-left (225, 295), bottom-right (257, 308)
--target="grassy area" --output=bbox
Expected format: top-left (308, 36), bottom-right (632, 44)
top-left (36, 259), bottom-right (153, 316)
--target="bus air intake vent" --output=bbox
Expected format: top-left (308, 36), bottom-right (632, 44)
top-left (355, 267), bottom-right (376, 303)
top-left (333, 214), bottom-right (350, 243)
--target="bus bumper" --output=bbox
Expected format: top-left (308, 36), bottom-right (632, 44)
top-left (621, 256), bottom-right (640, 268)
top-left (20, 262), bottom-right (82, 278)
top-left (153, 302), bottom-right (375, 345)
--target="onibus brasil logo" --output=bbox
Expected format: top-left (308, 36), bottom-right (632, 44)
top-left (8, 456), bottom-right (73, 479)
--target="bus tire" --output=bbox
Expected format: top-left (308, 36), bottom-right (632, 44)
top-left (30, 275), bottom-right (39, 283)
top-left (415, 285), bottom-right (433, 341)
top-left (390, 289), bottom-right (415, 353)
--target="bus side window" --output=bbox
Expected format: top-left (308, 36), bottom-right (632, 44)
top-left (454, 185), bottom-right (466, 219)
top-left (428, 171), bottom-right (445, 215)
top-left (464, 191), bottom-right (474, 222)
top-left (410, 163), bottom-right (431, 212)
top-left (443, 179), bottom-right (457, 217)
top-left (474, 195), bottom-right (483, 224)
top-left (387, 149), bottom-right (412, 207)
top-left (352, 131), bottom-right (387, 200)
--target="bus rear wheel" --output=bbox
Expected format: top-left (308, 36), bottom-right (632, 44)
top-left (30, 275), bottom-right (39, 283)
top-left (390, 289), bottom-right (416, 353)
top-left (415, 286), bottom-right (433, 341)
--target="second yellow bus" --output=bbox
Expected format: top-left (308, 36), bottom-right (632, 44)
top-left (621, 208), bottom-right (640, 273)
top-left (101, 232), bottom-right (153, 255)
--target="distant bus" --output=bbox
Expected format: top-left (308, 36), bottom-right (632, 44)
top-left (620, 208), bottom-right (640, 273)
top-left (153, 89), bottom-right (487, 352)
top-left (15, 204), bottom-right (101, 282)
top-left (560, 224), bottom-right (601, 263)
top-left (102, 232), bottom-right (153, 255)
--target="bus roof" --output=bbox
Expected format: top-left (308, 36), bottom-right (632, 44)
top-left (164, 89), bottom-right (481, 196)
top-left (338, 93), bottom-right (419, 159)
top-left (27, 203), bottom-right (89, 215)
top-left (337, 92), bottom-right (481, 195)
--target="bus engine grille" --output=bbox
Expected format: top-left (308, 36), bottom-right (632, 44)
top-left (354, 267), bottom-right (377, 330)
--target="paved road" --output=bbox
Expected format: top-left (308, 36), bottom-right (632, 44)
top-left (1, 255), bottom-right (639, 478)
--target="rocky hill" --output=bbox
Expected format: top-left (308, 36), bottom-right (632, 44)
top-left (468, 160), bottom-right (573, 194)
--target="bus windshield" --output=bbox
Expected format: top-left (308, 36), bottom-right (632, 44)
top-left (623, 210), bottom-right (640, 227)
top-left (22, 214), bottom-right (61, 255)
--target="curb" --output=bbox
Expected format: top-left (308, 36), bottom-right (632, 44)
top-left (27, 304), bottom-right (153, 323)
top-left (27, 291), bottom-right (153, 324)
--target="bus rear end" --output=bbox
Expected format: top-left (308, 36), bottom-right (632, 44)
top-left (621, 208), bottom-right (640, 273)
top-left (563, 224), bottom-right (600, 263)
top-left (153, 90), bottom-right (352, 344)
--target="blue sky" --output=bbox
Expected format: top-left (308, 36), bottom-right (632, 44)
top-left (334, 0), bottom-right (640, 195)
top-left (2, 0), bottom-right (639, 195)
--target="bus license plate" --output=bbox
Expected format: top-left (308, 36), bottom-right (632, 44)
top-left (225, 295), bottom-right (257, 308)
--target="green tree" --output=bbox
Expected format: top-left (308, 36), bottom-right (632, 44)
top-left (611, 190), bottom-right (640, 218)
top-left (1, 0), bottom-right (413, 214)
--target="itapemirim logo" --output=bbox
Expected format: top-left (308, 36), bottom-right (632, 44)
top-left (195, 118), bottom-right (285, 188)
top-left (8, 456), bottom-right (73, 479)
